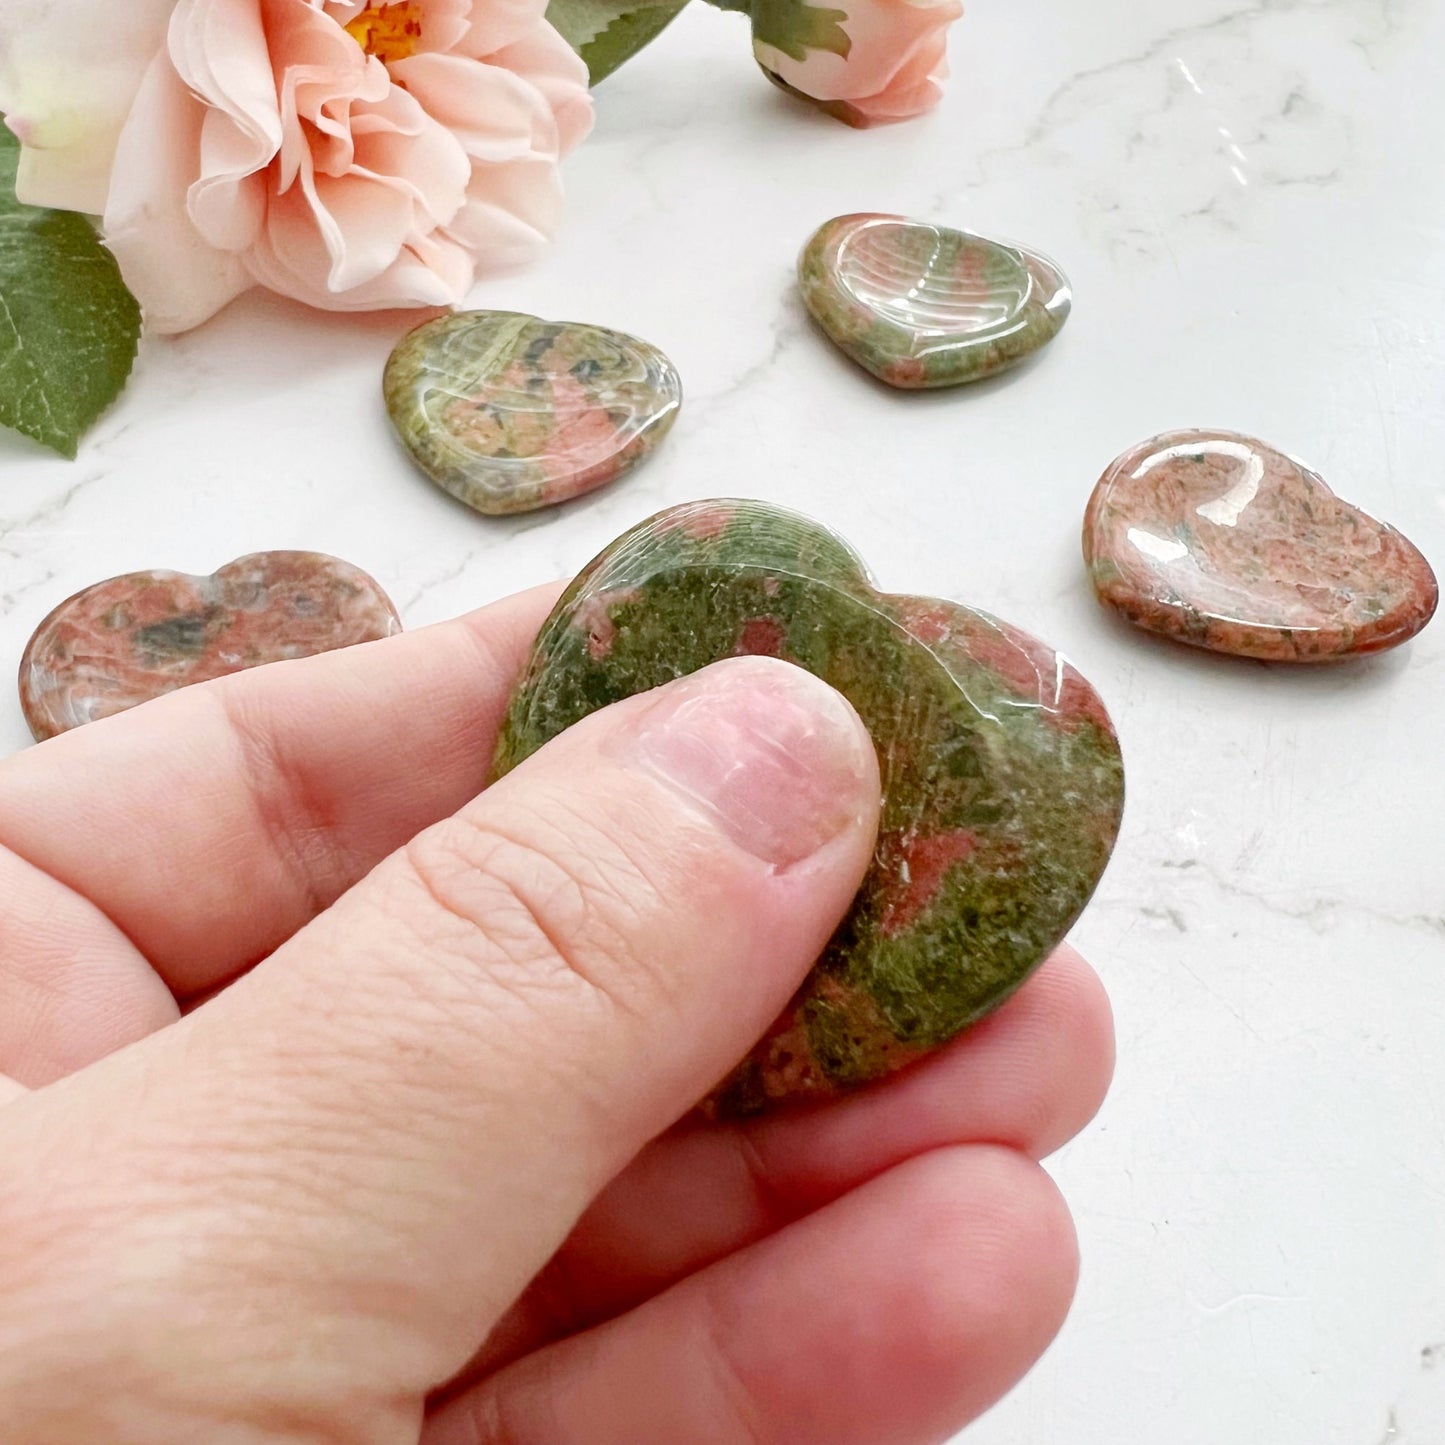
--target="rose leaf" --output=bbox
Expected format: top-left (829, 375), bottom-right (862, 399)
top-left (750, 0), bottom-right (850, 61)
top-left (547, 0), bottom-right (692, 83)
top-left (0, 125), bottom-right (141, 460)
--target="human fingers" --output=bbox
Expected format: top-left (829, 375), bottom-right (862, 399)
top-left (0, 845), bottom-right (177, 1084)
top-left (0, 584), bottom-right (560, 1002)
top-left (425, 1146), bottom-right (1078, 1445)
top-left (0, 657), bottom-right (880, 1443)
top-left (462, 944), bottom-right (1111, 1376)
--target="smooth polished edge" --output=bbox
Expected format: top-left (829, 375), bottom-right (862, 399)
top-left (1082, 429), bottom-right (1440, 662)
top-left (798, 213), bottom-right (1072, 389)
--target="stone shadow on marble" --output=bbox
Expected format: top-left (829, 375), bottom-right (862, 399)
top-left (1085, 600), bottom-right (1419, 694)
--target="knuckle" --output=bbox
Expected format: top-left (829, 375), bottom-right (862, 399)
top-left (214, 687), bottom-right (354, 918)
top-left (397, 807), bottom-right (670, 1027)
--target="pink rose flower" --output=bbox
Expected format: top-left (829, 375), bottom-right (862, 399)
top-left (0, 0), bottom-right (592, 332)
top-left (754, 0), bottom-right (963, 128)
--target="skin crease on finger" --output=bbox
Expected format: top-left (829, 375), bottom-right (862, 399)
top-left (0, 588), bottom-right (1116, 1445)
top-left (0, 586), bottom-right (565, 1010)
top-left (0, 658), bottom-right (889, 1444)
top-left (426, 1145), bottom-right (1080, 1445)
top-left (444, 943), bottom-right (1113, 1385)
top-left (0, 588), bottom-right (564, 1084)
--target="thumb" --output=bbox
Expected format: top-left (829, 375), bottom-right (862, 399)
top-left (0, 657), bottom-right (880, 1440)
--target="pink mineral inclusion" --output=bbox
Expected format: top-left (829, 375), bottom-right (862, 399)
top-left (734, 616), bottom-right (789, 658)
top-left (890, 594), bottom-right (1113, 734)
top-left (573, 587), bottom-right (640, 660)
top-left (879, 828), bottom-right (978, 936)
top-left (20, 551), bottom-right (401, 740)
top-left (734, 973), bottom-right (929, 1113)
top-left (654, 503), bottom-right (736, 542)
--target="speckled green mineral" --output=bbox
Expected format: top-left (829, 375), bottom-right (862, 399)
top-left (495, 500), bottom-right (1124, 1116)
top-left (799, 214), bottom-right (1071, 389)
top-left (384, 311), bottom-right (681, 515)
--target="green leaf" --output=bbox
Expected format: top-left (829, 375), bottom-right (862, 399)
top-left (750, 0), bottom-right (850, 62)
top-left (547, 0), bottom-right (691, 83)
top-left (0, 125), bottom-right (141, 459)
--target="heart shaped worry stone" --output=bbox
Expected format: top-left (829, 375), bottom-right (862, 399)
top-left (495, 500), bottom-right (1124, 1117)
top-left (20, 551), bottom-right (401, 741)
top-left (384, 311), bottom-right (682, 516)
top-left (1083, 430), bottom-right (1439, 661)
top-left (798, 214), bottom-right (1071, 389)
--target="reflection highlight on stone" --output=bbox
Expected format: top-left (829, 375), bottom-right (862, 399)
top-left (384, 311), bottom-right (682, 516)
top-left (798, 214), bottom-right (1071, 389)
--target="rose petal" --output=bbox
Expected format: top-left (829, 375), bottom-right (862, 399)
top-left (756, 0), bottom-right (962, 106)
top-left (350, 115), bottom-right (472, 228)
top-left (261, 85), bottom-right (468, 294)
top-left (166, 0), bottom-right (284, 250)
top-left (0, 0), bottom-right (175, 211)
top-left (102, 54), bottom-right (251, 333)
top-left (390, 52), bottom-right (555, 163)
top-left (308, 169), bottom-right (430, 291)
top-left (842, 40), bottom-right (948, 123)
top-left (271, 1), bottom-right (378, 189)
top-left (416, 0), bottom-right (475, 55)
top-left (455, 0), bottom-right (556, 62)
top-left (245, 181), bottom-right (473, 308)
top-left (488, 28), bottom-right (593, 155)
top-left (442, 154), bottom-right (563, 268)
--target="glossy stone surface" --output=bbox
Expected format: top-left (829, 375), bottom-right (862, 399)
top-left (1084, 430), bottom-right (1439, 661)
top-left (384, 311), bottom-right (682, 515)
top-left (20, 552), bottom-right (401, 740)
top-left (798, 214), bottom-right (1071, 389)
top-left (496, 499), bottom-right (1124, 1116)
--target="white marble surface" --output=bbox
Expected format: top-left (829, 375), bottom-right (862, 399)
top-left (3, 0), bottom-right (1444, 1439)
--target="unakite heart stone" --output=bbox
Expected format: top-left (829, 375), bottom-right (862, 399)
top-left (1084, 429), bottom-right (1439, 660)
top-left (495, 500), bottom-right (1124, 1117)
top-left (19, 552), bottom-right (401, 740)
top-left (384, 311), bottom-right (681, 516)
top-left (798, 214), bottom-right (1071, 389)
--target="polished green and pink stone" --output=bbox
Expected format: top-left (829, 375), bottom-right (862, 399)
top-left (798, 214), bottom-right (1071, 389)
top-left (19, 551), bottom-right (401, 740)
top-left (495, 500), bottom-right (1124, 1116)
top-left (384, 311), bottom-right (681, 516)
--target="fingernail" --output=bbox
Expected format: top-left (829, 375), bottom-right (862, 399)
top-left (619, 657), bottom-right (877, 869)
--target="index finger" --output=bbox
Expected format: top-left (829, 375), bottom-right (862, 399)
top-left (0, 584), bottom-right (561, 998)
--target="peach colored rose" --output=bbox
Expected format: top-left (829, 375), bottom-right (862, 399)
top-left (753, 0), bottom-right (963, 128)
top-left (1, 0), bottom-right (592, 332)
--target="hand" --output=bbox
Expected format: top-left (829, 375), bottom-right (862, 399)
top-left (0, 585), bottom-right (1113, 1445)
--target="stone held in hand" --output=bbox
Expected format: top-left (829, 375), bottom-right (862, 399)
top-left (1083, 429), bottom-right (1439, 661)
top-left (19, 551), bottom-right (402, 741)
top-left (495, 499), bottom-right (1125, 1117)
top-left (798, 214), bottom-right (1071, 389)
top-left (384, 310), bottom-right (682, 516)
